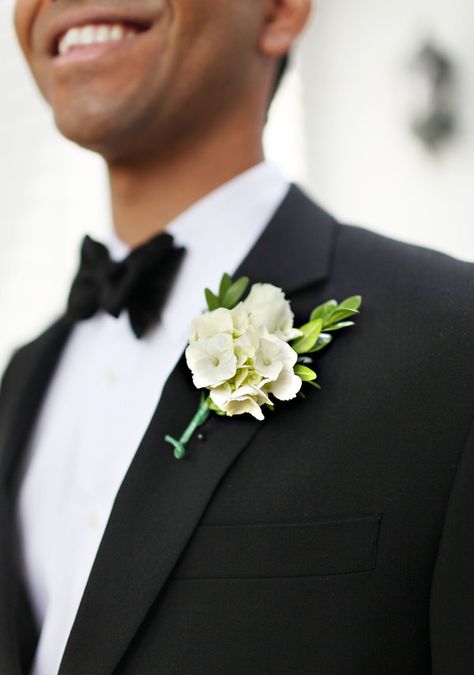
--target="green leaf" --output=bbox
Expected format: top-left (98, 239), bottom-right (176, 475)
top-left (291, 319), bottom-right (323, 354)
top-left (308, 332), bottom-right (333, 352)
top-left (324, 296), bottom-right (361, 325)
top-left (205, 288), bottom-right (220, 311)
top-left (218, 273), bottom-right (233, 301)
top-left (294, 365), bottom-right (318, 382)
top-left (306, 380), bottom-right (322, 389)
top-left (310, 300), bottom-right (337, 323)
top-left (327, 307), bottom-right (359, 324)
top-left (324, 320), bottom-right (355, 332)
top-left (223, 276), bottom-right (250, 309)
top-left (340, 295), bottom-right (362, 311)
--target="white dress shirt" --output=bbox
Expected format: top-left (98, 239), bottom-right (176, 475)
top-left (17, 161), bottom-right (289, 675)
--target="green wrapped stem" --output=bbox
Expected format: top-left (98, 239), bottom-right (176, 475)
top-left (165, 397), bottom-right (211, 459)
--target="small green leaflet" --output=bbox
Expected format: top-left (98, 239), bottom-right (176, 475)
top-left (205, 288), bottom-right (220, 311)
top-left (310, 295), bottom-right (362, 329)
top-left (294, 365), bottom-right (317, 382)
top-left (291, 319), bottom-right (322, 354)
top-left (223, 276), bottom-right (249, 309)
top-left (292, 294), bottom-right (362, 393)
top-left (205, 273), bottom-right (250, 311)
top-left (310, 299), bottom-right (338, 323)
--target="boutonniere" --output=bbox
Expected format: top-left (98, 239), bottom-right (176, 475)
top-left (165, 274), bottom-right (361, 459)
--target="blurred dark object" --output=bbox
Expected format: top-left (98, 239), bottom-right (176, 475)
top-left (410, 42), bottom-right (457, 152)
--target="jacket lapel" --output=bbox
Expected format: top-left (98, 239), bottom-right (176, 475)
top-left (0, 317), bottom-right (73, 491)
top-left (233, 184), bottom-right (336, 292)
top-left (0, 317), bottom-right (73, 674)
top-left (59, 185), bottom-right (338, 675)
top-left (0, 489), bottom-right (24, 675)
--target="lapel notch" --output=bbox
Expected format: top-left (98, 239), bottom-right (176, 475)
top-left (233, 184), bottom-right (337, 294)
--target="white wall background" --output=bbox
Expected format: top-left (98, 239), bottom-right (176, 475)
top-left (1, 0), bottom-right (473, 372)
top-left (299, 0), bottom-right (474, 260)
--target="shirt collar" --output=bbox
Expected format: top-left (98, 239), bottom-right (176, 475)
top-left (107, 161), bottom-right (288, 258)
top-left (165, 161), bottom-right (288, 249)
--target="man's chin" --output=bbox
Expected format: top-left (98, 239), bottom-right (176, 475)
top-left (53, 108), bottom-right (140, 161)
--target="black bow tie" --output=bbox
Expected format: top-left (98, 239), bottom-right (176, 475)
top-left (66, 233), bottom-right (186, 338)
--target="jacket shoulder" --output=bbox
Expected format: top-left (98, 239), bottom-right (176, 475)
top-left (329, 220), bottom-right (473, 371)
top-left (338, 220), bottom-right (471, 277)
top-left (334, 220), bottom-right (473, 307)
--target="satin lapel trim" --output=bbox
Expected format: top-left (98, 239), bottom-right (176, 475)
top-left (59, 185), bottom-right (338, 675)
top-left (0, 317), bottom-right (73, 674)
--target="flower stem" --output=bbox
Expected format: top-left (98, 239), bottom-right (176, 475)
top-left (165, 397), bottom-right (211, 460)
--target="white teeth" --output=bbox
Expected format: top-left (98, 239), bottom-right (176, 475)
top-left (80, 26), bottom-right (95, 45)
top-left (57, 23), bottom-right (137, 56)
top-left (110, 24), bottom-right (125, 41)
top-left (95, 25), bottom-right (109, 43)
top-left (58, 27), bottom-right (79, 54)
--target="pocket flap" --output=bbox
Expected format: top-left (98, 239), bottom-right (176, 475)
top-left (173, 514), bottom-right (382, 579)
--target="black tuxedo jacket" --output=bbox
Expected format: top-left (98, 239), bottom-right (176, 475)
top-left (0, 186), bottom-right (473, 675)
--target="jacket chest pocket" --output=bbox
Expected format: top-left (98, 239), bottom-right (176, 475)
top-left (173, 513), bottom-right (382, 579)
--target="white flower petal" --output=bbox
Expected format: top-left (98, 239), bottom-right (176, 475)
top-left (210, 381), bottom-right (269, 420)
top-left (286, 327), bottom-right (304, 340)
top-left (266, 365), bottom-right (302, 401)
top-left (254, 336), bottom-right (284, 380)
top-left (209, 382), bottom-right (232, 409)
top-left (190, 307), bottom-right (234, 341)
top-left (257, 331), bottom-right (298, 369)
top-left (230, 302), bottom-right (249, 336)
top-left (243, 283), bottom-right (298, 342)
top-left (234, 326), bottom-right (259, 367)
top-left (185, 334), bottom-right (237, 388)
top-left (225, 396), bottom-right (265, 420)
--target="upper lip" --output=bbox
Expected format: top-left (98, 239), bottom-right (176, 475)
top-left (46, 8), bottom-right (153, 55)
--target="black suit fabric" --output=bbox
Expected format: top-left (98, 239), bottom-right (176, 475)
top-left (0, 186), bottom-right (473, 675)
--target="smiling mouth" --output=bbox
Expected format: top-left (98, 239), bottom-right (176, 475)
top-left (53, 20), bottom-right (151, 59)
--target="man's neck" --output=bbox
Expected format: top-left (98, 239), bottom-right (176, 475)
top-left (107, 120), bottom-right (264, 248)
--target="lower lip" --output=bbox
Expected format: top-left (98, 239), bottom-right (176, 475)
top-left (52, 33), bottom-right (139, 66)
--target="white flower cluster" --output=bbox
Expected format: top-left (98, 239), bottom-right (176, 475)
top-left (185, 284), bottom-right (303, 420)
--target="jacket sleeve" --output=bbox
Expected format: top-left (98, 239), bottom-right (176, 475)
top-left (430, 415), bottom-right (474, 674)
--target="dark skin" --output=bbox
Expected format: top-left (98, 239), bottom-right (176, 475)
top-left (14, 0), bottom-right (311, 246)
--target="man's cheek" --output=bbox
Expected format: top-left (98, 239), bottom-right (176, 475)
top-left (14, 0), bottom-right (42, 61)
top-left (14, 0), bottom-right (50, 99)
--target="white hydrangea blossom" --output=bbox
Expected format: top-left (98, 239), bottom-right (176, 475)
top-left (185, 285), bottom-right (303, 420)
top-left (243, 283), bottom-right (302, 342)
